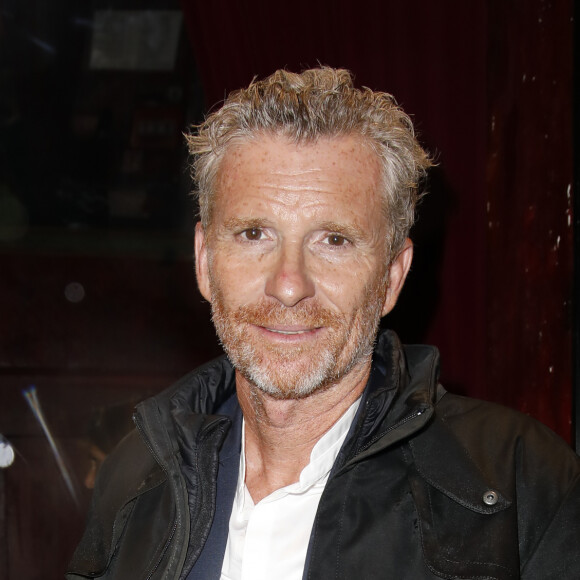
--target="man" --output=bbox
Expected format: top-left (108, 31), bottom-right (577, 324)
top-left (67, 67), bottom-right (580, 579)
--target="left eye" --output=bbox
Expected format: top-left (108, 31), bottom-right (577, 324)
top-left (241, 228), bottom-right (264, 241)
top-left (325, 234), bottom-right (348, 246)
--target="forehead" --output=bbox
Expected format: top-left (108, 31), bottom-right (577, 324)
top-left (214, 134), bottom-right (383, 208)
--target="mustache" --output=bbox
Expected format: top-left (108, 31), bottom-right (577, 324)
top-left (217, 299), bottom-right (344, 328)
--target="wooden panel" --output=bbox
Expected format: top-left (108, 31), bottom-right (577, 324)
top-left (486, 0), bottom-right (574, 441)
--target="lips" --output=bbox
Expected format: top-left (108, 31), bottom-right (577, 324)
top-left (264, 327), bottom-right (315, 335)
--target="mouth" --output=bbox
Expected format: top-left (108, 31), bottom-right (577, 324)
top-left (254, 324), bottom-right (323, 340)
top-left (265, 328), bottom-right (313, 335)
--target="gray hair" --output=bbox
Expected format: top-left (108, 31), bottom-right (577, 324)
top-left (186, 67), bottom-right (432, 259)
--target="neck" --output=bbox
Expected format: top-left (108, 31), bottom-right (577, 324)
top-left (236, 362), bottom-right (370, 503)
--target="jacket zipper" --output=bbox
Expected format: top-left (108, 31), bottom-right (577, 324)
top-left (340, 405), bottom-right (431, 473)
top-left (361, 406), bottom-right (429, 452)
top-left (145, 519), bottom-right (178, 580)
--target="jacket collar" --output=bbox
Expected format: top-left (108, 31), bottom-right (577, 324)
top-left (334, 330), bottom-right (437, 471)
top-left (135, 355), bottom-right (236, 471)
top-left (140, 329), bottom-right (432, 473)
top-left (339, 330), bottom-right (512, 513)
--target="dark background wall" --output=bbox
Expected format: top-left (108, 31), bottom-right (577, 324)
top-left (0, 0), bottom-right (575, 577)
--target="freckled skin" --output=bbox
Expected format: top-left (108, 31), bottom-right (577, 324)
top-left (199, 135), bottom-right (390, 314)
top-left (195, 134), bottom-right (413, 500)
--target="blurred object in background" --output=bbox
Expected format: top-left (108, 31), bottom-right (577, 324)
top-left (0, 435), bottom-right (15, 468)
top-left (84, 400), bottom-right (136, 489)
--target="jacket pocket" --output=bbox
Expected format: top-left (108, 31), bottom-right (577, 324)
top-left (409, 473), bottom-right (519, 579)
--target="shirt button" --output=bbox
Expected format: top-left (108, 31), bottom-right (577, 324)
top-left (483, 490), bottom-right (499, 506)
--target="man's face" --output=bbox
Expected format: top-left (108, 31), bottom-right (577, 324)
top-left (195, 134), bottom-right (411, 399)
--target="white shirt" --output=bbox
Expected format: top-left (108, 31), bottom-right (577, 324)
top-left (220, 398), bottom-right (360, 580)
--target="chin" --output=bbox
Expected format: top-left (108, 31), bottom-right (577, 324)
top-left (234, 344), bottom-right (372, 400)
top-left (245, 369), bottom-right (334, 400)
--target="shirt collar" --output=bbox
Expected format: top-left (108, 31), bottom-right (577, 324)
top-left (237, 396), bottom-right (361, 502)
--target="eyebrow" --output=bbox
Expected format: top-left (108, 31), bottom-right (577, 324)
top-left (221, 217), bottom-right (271, 231)
top-left (316, 221), bottom-right (367, 242)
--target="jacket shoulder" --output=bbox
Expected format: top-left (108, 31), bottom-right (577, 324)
top-left (435, 391), bottom-right (578, 469)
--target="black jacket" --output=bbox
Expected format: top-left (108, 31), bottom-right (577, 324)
top-left (67, 331), bottom-right (580, 579)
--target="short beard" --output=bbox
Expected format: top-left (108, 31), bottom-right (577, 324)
top-left (210, 276), bottom-right (387, 400)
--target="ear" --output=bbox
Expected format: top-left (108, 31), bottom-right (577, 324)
top-left (381, 238), bottom-right (413, 317)
top-left (194, 222), bottom-right (212, 302)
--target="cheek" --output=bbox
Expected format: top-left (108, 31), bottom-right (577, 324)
top-left (313, 259), bottom-right (386, 310)
top-left (209, 251), bottom-right (265, 301)
top-left (315, 278), bottom-right (366, 316)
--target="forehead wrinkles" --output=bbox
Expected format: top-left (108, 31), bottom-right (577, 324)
top-left (213, 135), bottom-right (384, 210)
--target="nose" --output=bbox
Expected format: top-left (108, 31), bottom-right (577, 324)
top-left (265, 242), bottom-right (315, 307)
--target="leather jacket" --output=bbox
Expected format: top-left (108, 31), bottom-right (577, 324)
top-left (66, 330), bottom-right (580, 579)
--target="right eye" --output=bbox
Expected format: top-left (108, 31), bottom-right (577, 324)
top-left (324, 233), bottom-right (349, 247)
top-left (240, 227), bottom-right (264, 241)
